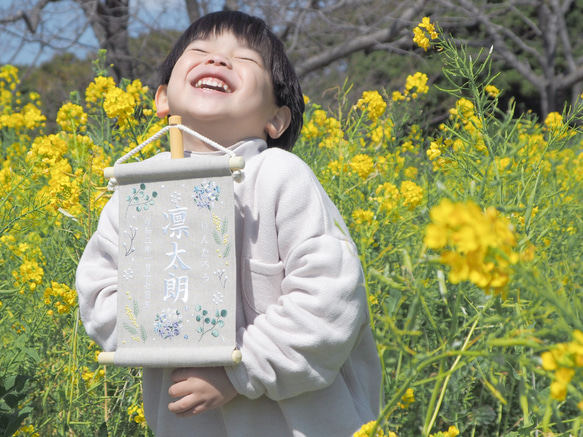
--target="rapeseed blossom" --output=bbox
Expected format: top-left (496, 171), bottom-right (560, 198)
top-left (44, 281), bottom-right (77, 314)
top-left (352, 209), bottom-right (375, 226)
top-left (541, 330), bottom-right (583, 401)
top-left (350, 154), bottom-right (375, 179)
top-left (374, 182), bottom-right (400, 214)
top-left (430, 426), bottom-right (460, 437)
top-left (128, 404), bottom-right (147, 424)
top-left (353, 421), bottom-right (397, 437)
top-left (425, 199), bottom-right (519, 295)
top-left (56, 103), bottom-right (87, 132)
top-left (400, 181), bottom-right (424, 209)
top-left (85, 75), bottom-right (116, 105)
top-left (413, 17), bottom-right (439, 51)
top-left (13, 424), bottom-right (39, 437)
top-left (356, 90), bottom-right (387, 121)
top-left (398, 388), bottom-right (415, 409)
top-left (393, 72), bottom-right (430, 101)
top-left (302, 108), bottom-right (345, 148)
top-left (544, 112), bottom-right (563, 130)
top-left (485, 84), bottom-right (500, 98)
top-left (103, 85), bottom-right (137, 130)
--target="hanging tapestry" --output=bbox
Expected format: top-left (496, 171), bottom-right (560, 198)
top-left (105, 154), bottom-right (240, 368)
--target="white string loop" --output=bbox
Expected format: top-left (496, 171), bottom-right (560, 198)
top-left (107, 124), bottom-right (240, 190)
top-left (115, 124), bottom-right (235, 165)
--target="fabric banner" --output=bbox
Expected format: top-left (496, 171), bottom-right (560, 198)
top-left (112, 154), bottom-right (239, 368)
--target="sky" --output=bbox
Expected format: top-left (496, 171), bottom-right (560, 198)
top-left (0, 0), bottom-right (202, 66)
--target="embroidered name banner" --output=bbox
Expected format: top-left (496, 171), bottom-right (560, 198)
top-left (112, 155), bottom-right (239, 368)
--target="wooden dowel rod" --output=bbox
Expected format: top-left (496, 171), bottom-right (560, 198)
top-left (96, 350), bottom-right (241, 366)
top-left (169, 115), bottom-right (184, 159)
top-left (231, 349), bottom-right (242, 364)
top-left (98, 352), bottom-right (115, 365)
top-left (229, 156), bottom-right (245, 171)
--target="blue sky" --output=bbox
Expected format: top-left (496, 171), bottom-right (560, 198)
top-left (0, 0), bottom-right (200, 66)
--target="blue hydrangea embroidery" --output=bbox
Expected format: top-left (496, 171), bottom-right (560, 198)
top-left (192, 181), bottom-right (220, 210)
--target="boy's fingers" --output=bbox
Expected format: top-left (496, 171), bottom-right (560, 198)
top-left (168, 379), bottom-right (199, 398)
top-left (168, 394), bottom-right (203, 415)
top-left (170, 367), bottom-right (191, 383)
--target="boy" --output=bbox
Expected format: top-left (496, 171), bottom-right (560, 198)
top-left (76, 10), bottom-right (381, 436)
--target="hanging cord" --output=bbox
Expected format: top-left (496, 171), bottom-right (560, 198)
top-left (107, 124), bottom-right (242, 190)
top-left (115, 124), bottom-right (236, 165)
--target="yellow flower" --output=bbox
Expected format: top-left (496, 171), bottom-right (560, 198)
top-left (544, 112), bottom-right (563, 130)
top-left (356, 90), bottom-right (387, 121)
top-left (350, 154), bottom-right (375, 179)
top-left (398, 388), bottom-right (415, 409)
top-left (103, 86), bottom-right (137, 129)
top-left (128, 404), bottom-right (147, 424)
top-left (44, 281), bottom-right (77, 314)
top-left (413, 17), bottom-right (439, 51)
top-left (404, 166), bottom-right (418, 179)
top-left (550, 380), bottom-right (568, 401)
top-left (425, 199), bottom-right (519, 295)
top-left (413, 27), bottom-right (430, 51)
top-left (13, 423), bottom-right (39, 437)
top-left (374, 182), bottom-right (400, 213)
top-left (352, 209), bottom-right (375, 226)
top-left (353, 421), bottom-right (394, 437)
top-left (541, 351), bottom-right (558, 371)
top-left (405, 72), bottom-right (429, 95)
top-left (85, 75), bottom-right (116, 104)
top-left (0, 65), bottom-right (20, 85)
top-left (485, 85), bottom-right (500, 98)
top-left (400, 181), bottom-right (424, 209)
top-left (392, 91), bottom-right (405, 102)
top-left (430, 425), bottom-right (460, 437)
top-left (57, 102), bottom-right (87, 132)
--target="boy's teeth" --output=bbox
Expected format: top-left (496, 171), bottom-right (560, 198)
top-left (194, 78), bottom-right (232, 93)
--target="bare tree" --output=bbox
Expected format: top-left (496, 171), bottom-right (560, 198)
top-left (436, 0), bottom-right (583, 115)
top-left (253, 0), bottom-right (429, 78)
top-left (2, 0), bottom-right (583, 115)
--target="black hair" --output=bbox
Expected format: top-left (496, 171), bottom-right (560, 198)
top-left (159, 10), bottom-right (304, 151)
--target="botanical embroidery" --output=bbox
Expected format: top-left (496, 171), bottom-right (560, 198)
top-left (212, 213), bottom-right (231, 259)
top-left (122, 226), bottom-right (137, 256)
top-left (195, 305), bottom-right (227, 341)
top-left (125, 183), bottom-right (158, 215)
top-left (192, 181), bottom-right (220, 210)
top-left (123, 299), bottom-right (147, 342)
top-left (153, 308), bottom-right (183, 339)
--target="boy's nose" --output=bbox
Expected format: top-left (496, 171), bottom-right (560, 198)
top-left (205, 53), bottom-right (232, 68)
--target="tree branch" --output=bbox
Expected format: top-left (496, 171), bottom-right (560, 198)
top-left (294, 0), bottom-right (428, 77)
top-left (0, 0), bottom-right (57, 33)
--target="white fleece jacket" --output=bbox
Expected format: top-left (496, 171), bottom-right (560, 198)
top-left (76, 139), bottom-right (382, 437)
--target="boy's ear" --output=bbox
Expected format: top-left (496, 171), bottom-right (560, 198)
top-left (265, 105), bottom-right (292, 140)
top-left (155, 85), bottom-right (170, 118)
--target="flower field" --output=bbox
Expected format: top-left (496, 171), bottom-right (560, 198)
top-left (2, 22), bottom-right (583, 436)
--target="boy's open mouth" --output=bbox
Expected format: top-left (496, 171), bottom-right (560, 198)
top-left (193, 77), bottom-right (232, 93)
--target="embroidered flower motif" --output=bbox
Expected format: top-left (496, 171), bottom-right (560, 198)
top-left (154, 308), bottom-right (183, 339)
top-left (192, 181), bottom-right (220, 210)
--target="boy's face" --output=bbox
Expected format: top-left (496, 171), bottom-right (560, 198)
top-left (156, 31), bottom-right (290, 150)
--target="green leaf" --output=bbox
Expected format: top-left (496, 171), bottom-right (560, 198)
top-left (123, 322), bottom-right (138, 336)
top-left (213, 230), bottom-right (221, 245)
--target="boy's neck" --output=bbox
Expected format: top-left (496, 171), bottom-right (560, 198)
top-left (180, 121), bottom-right (266, 152)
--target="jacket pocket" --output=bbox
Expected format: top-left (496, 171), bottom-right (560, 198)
top-left (242, 258), bottom-right (284, 320)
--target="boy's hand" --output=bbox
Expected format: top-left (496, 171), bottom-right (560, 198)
top-left (168, 367), bottom-right (237, 417)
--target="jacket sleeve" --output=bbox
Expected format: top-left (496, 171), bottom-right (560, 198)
top-left (225, 151), bottom-right (369, 401)
top-left (75, 191), bottom-right (120, 352)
